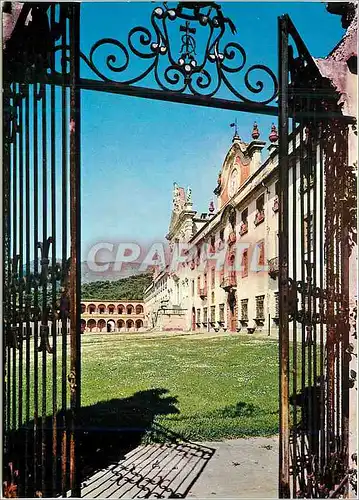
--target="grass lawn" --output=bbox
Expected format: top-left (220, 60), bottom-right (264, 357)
top-left (79, 333), bottom-right (279, 441)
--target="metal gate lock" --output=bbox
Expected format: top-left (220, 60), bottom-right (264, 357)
top-left (68, 371), bottom-right (77, 393)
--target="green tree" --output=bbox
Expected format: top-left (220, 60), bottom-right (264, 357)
top-left (81, 273), bottom-right (152, 301)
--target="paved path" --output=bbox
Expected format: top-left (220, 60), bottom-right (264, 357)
top-left (187, 437), bottom-right (278, 499)
top-left (79, 437), bottom-right (278, 498)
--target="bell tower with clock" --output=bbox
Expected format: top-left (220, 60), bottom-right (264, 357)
top-left (214, 123), bottom-right (266, 210)
top-left (228, 167), bottom-right (239, 198)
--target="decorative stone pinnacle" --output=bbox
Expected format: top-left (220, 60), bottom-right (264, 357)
top-left (269, 123), bottom-right (278, 143)
top-left (252, 122), bottom-right (260, 140)
top-left (230, 119), bottom-right (241, 142)
top-left (209, 200), bottom-right (215, 213)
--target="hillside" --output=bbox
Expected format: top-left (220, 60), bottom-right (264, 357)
top-left (81, 273), bottom-right (152, 301)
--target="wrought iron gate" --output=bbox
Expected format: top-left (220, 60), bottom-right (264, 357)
top-left (2, 4), bottom-right (280, 495)
top-left (3, 3), bottom-right (81, 497)
top-left (278, 15), bottom-right (355, 498)
top-left (2, 2), bottom-right (355, 498)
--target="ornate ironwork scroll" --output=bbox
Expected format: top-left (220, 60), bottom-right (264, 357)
top-left (59, 2), bottom-right (278, 104)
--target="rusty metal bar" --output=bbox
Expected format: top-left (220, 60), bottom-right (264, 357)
top-left (3, 80), bottom-right (12, 456)
top-left (7, 331), bottom-right (11, 436)
top-left (50, 5), bottom-right (58, 495)
top-left (61, 6), bottom-right (69, 496)
top-left (33, 80), bottom-right (40, 494)
top-left (318, 124), bottom-right (325, 477)
top-left (18, 84), bottom-right (24, 434)
top-left (311, 122), bottom-right (318, 489)
top-left (37, 73), bottom-right (352, 122)
top-left (33, 72), bottom-right (354, 122)
top-left (11, 84), bottom-right (18, 435)
top-left (24, 81), bottom-right (31, 498)
top-left (339, 126), bottom-right (350, 494)
top-left (278, 14), bottom-right (290, 499)
top-left (291, 104), bottom-right (298, 499)
top-left (305, 119), bottom-right (313, 494)
top-left (40, 80), bottom-right (48, 497)
top-left (299, 119), bottom-right (306, 496)
top-left (325, 124), bottom-right (336, 471)
top-left (17, 82), bottom-right (25, 498)
top-left (329, 475), bottom-right (350, 498)
top-left (69, 3), bottom-right (81, 496)
top-left (78, 77), bottom-right (279, 116)
top-left (335, 156), bottom-right (341, 458)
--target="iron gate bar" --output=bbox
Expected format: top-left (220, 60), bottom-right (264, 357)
top-left (290, 103), bottom-right (298, 498)
top-left (32, 72), bottom-right (357, 122)
top-left (61, 5), bottom-right (69, 496)
top-left (313, 122), bottom-right (319, 492)
top-left (278, 13), bottom-right (290, 499)
top-left (341, 163), bottom-right (350, 497)
top-left (33, 80), bottom-right (40, 495)
top-left (3, 76), bottom-right (9, 461)
top-left (319, 124), bottom-right (325, 480)
top-left (35, 74), bottom-right (357, 122)
top-left (335, 134), bottom-right (340, 465)
top-left (24, 79), bottom-right (31, 498)
top-left (50, 5), bottom-right (57, 494)
top-left (325, 123), bottom-right (335, 492)
top-left (341, 130), bottom-right (350, 487)
top-left (306, 123), bottom-right (312, 495)
top-left (69, 3), bottom-right (81, 497)
top-left (18, 83), bottom-right (24, 435)
top-left (11, 84), bottom-right (17, 435)
top-left (41, 81), bottom-right (47, 496)
top-left (299, 117), bottom-right (306, 496)
top-left (78, 78), bottom-right (279, 116)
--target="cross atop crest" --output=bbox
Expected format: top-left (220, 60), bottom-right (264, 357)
top-left (179, 21), bottom-right (196, 62)
top-left (77, 2), bottom-right (278, 106)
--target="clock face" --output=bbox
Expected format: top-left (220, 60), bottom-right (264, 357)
top-left (228, 169), bottom-right (238, 197)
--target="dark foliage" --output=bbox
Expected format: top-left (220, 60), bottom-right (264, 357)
top-left (81, 273), bottom-right (152, 301)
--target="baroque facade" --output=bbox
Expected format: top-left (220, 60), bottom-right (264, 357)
top-left (145, 115), bottom-right (357, 337)
top-left (144, 124), bottom-right (282, 334)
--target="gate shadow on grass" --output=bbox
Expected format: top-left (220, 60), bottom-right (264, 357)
top-left (4, 388), bottom-right (215, 498)
top-left (77, 388), bottom-right (181, 480)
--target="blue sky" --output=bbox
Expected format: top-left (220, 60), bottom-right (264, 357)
top-left (79, 2), bottom-right (344, 259)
